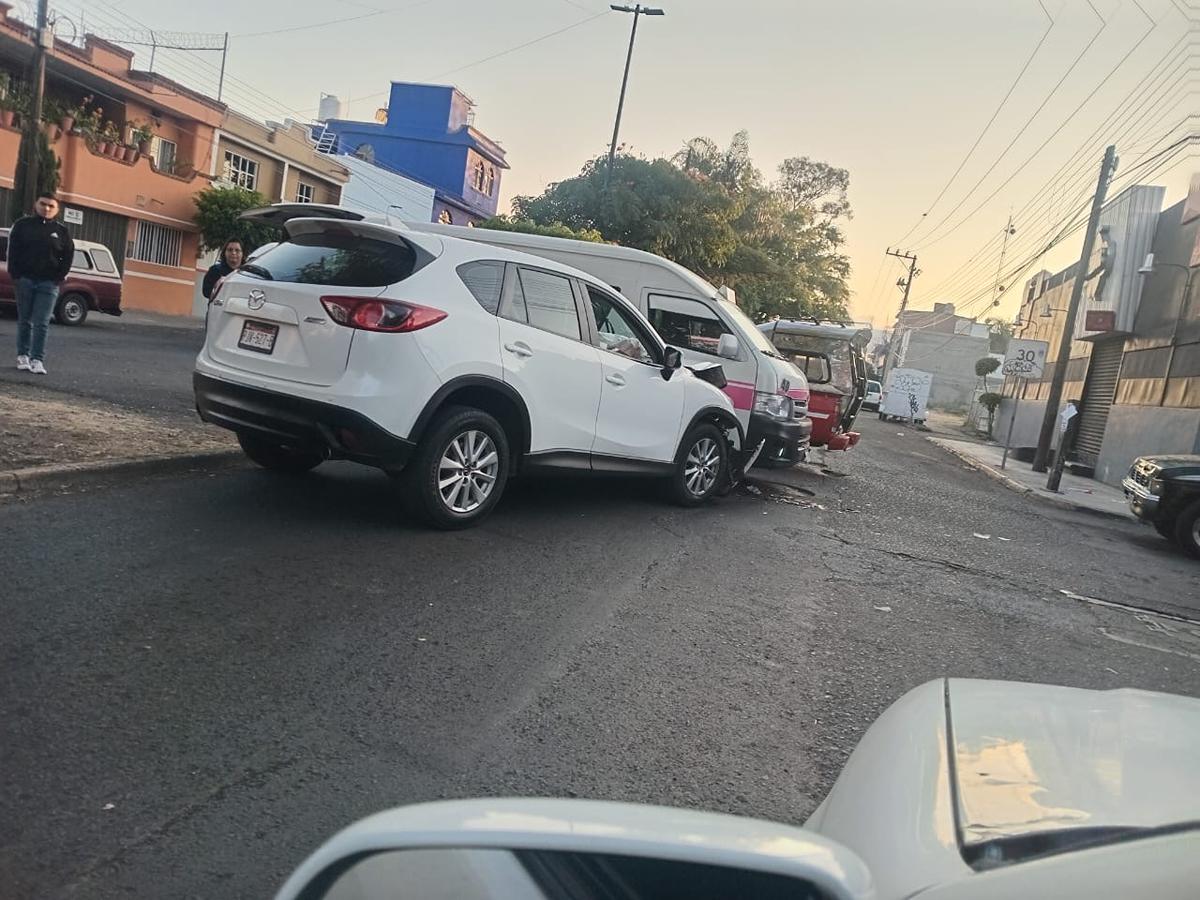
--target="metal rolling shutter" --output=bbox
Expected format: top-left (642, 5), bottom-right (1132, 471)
top-left (1074, 339), bottom-right (1124, 465)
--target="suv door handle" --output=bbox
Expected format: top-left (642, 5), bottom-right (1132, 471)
top-left (504, 342), bottom-right (533, 358)
top-left (605, 373), bottom-right (626, 386)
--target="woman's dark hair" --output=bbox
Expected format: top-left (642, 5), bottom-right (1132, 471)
top-left (219, 239), bottom-right (244, 266)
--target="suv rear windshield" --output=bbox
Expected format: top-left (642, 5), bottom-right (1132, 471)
top-left (243, 232), bottom-right (418, 287)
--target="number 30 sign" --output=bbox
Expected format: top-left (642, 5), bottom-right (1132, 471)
top-left (1001, 339), bottom-right (1049, 379)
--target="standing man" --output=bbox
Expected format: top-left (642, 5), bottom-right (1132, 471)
top-left (7, 192), bottom-right (74, 374)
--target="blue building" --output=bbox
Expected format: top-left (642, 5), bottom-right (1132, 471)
top-left (322, 83), bottom-right (508, 225)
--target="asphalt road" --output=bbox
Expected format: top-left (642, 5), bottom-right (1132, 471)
top-left (2, 410), bottom-right (1198, 899)
top-left (0, 313), bottom-right (204, 424)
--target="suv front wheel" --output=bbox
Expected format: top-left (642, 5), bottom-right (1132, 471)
top-left (669, 422), bottom-right (728, 507)
top-left (403, 406), bottom-right (510, 529)
top-left (1174, 498), bottom-right (1200, 559)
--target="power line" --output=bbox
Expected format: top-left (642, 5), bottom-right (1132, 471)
top-left (892, 0), bottom-right (1056, 247)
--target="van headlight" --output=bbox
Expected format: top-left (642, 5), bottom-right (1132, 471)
top-left (754, 391), bottom-right (793, 421)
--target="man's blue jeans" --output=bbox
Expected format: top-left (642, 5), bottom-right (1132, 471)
top-left (15, 278), bottom-right (58, 362)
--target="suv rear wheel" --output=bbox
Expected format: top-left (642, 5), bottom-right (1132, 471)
top-left (1173, 498), bottom-right (1200, 559)
top-left (55, 292), bottom-right (89, 326)
top-left (669, 422), bottom-right (727, 507)
top-left (403, 406), bottom-right (510, 529)
top-left (237, 433), bottom-right (324, 474)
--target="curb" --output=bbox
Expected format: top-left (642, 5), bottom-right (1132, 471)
top-left (928, 438), bottom-right (1132, 522)
top-left (0, 448), bottom-right (244, 496)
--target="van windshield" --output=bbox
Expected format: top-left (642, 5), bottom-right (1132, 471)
top-left (716, 299), bottom-right (777, 355)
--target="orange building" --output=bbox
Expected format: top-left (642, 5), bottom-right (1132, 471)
top-left (0, 4), bottom-right (347, 316)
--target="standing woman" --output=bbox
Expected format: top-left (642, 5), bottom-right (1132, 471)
top-left (202, 239), bottom-right (244, 301)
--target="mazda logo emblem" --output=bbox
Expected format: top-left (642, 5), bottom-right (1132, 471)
top-left (247, 290), bottom-right (266, 310)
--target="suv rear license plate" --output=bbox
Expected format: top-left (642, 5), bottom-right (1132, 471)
top-left (238, 320), bottom-right (278, 354)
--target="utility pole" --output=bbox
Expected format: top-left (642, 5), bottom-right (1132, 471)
top-left (881, 248), bottom-right (918, 385)
top-left (21, 0), bottom-right (51, 214)
top-left (1032, 145), bottom-right (1118, 475)
top-left (604, 4), bottom-right (664, 193)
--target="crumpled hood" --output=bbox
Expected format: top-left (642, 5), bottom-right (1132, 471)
top-left (948, 679), bottom-right (1200, 846)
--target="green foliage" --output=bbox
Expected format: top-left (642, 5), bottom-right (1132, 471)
top-left (510, 133), bottom-right (853, 322)
top-left (974, 356), bottom-right (1000, 378)
top-left (193, 185), bottom-right (277, 254)
top-left (985, 316), bottom-right (1014, 354)
top-left (979, 391), bottom-right (1004, 437)
top-left (478, 215), bottom-right (603, 243)
top-left (13, 128), bottom-right (60, 209)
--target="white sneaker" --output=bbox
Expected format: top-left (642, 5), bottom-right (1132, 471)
top-left (29, 359), bottom-right (46, 375)
top-left (16, 355), bottom-right (30, 371)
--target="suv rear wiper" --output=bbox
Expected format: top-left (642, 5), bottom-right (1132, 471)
top-left (239, 264), bottom-right (274, 281)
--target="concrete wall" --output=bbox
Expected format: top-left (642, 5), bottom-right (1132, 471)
top-left (900, 330), bottom-right (992, 410)
top-left (994, 397), bottom-right (1062, 451)
top-left (1093, 405), bottom-right (1200, 486)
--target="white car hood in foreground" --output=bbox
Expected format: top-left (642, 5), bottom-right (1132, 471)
top-left (808, 679), bottom-right (1200, 898)
top-left (949, 679), bottom-right (1200, 845)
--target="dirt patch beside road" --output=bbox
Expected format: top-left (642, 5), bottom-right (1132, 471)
top-left (0, 383), bottom-right (233, 471)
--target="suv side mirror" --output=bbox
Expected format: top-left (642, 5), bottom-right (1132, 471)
top-left (662, 346), bottom-right (682, 380)
top-left (718, 333), bottom-right (740, 359)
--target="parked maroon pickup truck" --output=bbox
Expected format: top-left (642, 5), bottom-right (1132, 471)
top-left (0, 228), bottom-right (123, 325)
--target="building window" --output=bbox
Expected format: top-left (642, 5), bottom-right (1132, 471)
top-left (222, 151), bottom-right (258, 190)
top-left (438, 209), bottom-right (453, 224)
top-left (471, 160), bottom-right (486, 192)
top-left (296, 182), bottom-right (314, 203)
top-left (151, 137), bottom-right (177, 174)
top-left (130, 221), bottom-right (184, 267)
top-left (484, 166), bottom-right (496, 196)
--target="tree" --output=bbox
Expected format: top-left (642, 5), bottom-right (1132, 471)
top-left (13, 129), bottom-right (60, 214)
top-left (984, 316), bottom-right (1014, 354)
top-left (193, 185), bottom-right (277, 254)
top-left (511, 134), bottom-right (853, 322)
top-left (478, 215), bottom-right (604, 243)
top-left (979, 392), bottom-right (1003, 437)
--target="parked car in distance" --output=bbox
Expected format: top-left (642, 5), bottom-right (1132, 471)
top-left (277, 679), bottom-right (1200, 900)
top-left (862, 379), bottom-right (882, 411)
top-left (195, 207), bottom-right (746, 529)
top-left (0, 228), bottom-right (123, 325)
top-left (1123, 454), bottom-right (1200, 557)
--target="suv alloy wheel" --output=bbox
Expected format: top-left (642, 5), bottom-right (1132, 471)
top-left (670, 422), bottom-right (728, 506)
top-left (403, 406), bottom-right (510, 529)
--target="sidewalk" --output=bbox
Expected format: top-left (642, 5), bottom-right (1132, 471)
top-left (929, 436), bottom-right (1133, 520)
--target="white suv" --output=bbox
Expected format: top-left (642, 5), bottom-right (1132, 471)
top-left (194, 209), bottom-right (745, 528)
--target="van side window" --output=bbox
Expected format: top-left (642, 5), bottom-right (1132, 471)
top-left (648, 294), bottom-right (733, 357)
top-left (0, 237), bottom-right (7, 262)
top-left (72, 250), bottom-right (90, 270)
top-left (508, 267), bottom-right (582, 341)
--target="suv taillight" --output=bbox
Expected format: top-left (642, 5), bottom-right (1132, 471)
top-left (320, 296), bottom-right (447, 333)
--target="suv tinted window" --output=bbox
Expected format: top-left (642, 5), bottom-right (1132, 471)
top-left (648, 294), bottom-right (732, 356)
top-left (244, 232), bottom-right (417, 287)
top-left (510, 268), bottom-right (581, 341)
top-left (0, 237), bottom-right (6, 262)
top-left (458, 261), bottom-right (504, 314)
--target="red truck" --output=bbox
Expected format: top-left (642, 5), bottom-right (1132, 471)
top-left (0, 228), bottom-right (123, 325)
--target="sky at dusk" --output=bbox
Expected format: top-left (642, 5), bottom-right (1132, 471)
top-left (48, 0), bottom-right (1198, 326)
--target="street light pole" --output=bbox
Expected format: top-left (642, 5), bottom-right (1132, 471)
top-left (604, 4), bottom-right (664, 193)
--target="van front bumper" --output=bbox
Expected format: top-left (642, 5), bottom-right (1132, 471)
top-left (194, 372), bottom-right (414, 469)
top-left (748, 413), bottom-right (812, 468)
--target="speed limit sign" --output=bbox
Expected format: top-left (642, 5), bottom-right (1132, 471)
top-left (1002, 339), bottom-right (1049, 380)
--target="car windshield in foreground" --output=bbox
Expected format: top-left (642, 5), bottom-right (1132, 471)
top-left (963, 821), bottom-right (1200, 871)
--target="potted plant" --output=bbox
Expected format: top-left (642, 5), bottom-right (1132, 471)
top-left (130, 120), bottom-right (155, 155)
top-left (99, 120), bottom-right (120, 157)
top-left (175, 159), bottom-right (195, 178)
top-left (60, 94), bottom-right (91, 134)
top-left (41, 97), bottom-right (64, 141)
top-left (78, 101), bottom-right (103, 145)
top-left (1, 82), bottom-right (29, 130)
top-left (0, 93), bottom-right (15, 129)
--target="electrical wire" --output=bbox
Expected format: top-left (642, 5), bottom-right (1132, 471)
top-left (892, 0), bottom-right (1056, 247)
